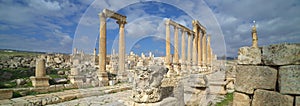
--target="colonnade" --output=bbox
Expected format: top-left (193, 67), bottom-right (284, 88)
top-left (98, 9), bottom-right (127, 85)
top-left (165, 19), bottom-right (214, 75)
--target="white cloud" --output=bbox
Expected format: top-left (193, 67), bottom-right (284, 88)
top-left (28, 0), bottom-right (61, 11)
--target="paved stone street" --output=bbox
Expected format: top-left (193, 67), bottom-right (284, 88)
top-left (0, 84), bottom-right (131, 106)
top-left (48, 90), bottom-right (131, 106)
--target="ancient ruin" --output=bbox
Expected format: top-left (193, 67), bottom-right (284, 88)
top-left (98, 9), bottom-right (127, 85)
top-left (0, 2), bottom-right (298, 105)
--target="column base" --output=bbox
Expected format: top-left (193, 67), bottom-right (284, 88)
top-left (30, 76), bottom-right (50, 87)
top-left (98, 72), bottom-right (109, 86)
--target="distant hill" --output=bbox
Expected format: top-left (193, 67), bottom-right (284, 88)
top-left (0, 49), bottom-right (45, 57)
top-left (0, 49), bottom-right (71, 57)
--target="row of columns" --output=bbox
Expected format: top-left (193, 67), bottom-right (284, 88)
top-left (165, 19), bottom-right (214, 75)
top-left (98, 9), bottom-right (127, 85)
top-left (192, 20), bottom-right (214, 69)
top-left (165, 19), bottom-right (194, 75)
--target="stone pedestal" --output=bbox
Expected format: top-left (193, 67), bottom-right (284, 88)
top-left (30, 76), bottom-right (50, 87)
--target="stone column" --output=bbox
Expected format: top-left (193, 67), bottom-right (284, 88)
top-left (181, 29), bottom-right (186, 73)
top-left (252, 25), bottom-right (258, 48)
top-left (192, 25), bottom-right (198, 72)
top-left (165, 21), bottom-right (173, 77)
top-left (207, 35), bottom-right (212, 67)
top-left (202, 31), bottom-right (207, 68)
top-left (187, 32), bottom-right (192, 71)
top-left (93, 48), bottom-right (97, 65)
top-left (198, 30), bottom-right (202, 67)
top-left (173, 26), bottom-right (180, 74)
top-left (165, 22), bottom-right (171, 65)
top-left (117, 20), bottom-right (126, 81)
top-left (98, 12), bottom-right (108, 86)
top-left (30, 58), bottom-right (49, 87)
top-left (73, 48), bottom-right (77, 55)
top-left (35, 59), bottom-right (46, 77)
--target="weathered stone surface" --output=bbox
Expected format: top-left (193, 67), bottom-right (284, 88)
top-left (238, 46), bottom-right (262, 65)
top-left (279, 65), bottom-right (300, 94)
top-left (262, 43), bottom-right (300, 65)
top-left (225, 65), bottom-right (236, 78)
top-left (188, 74), bottom-right (207, 88)
top-left (232, 92), bottom-right (251, 106)
top-left (0, 89), bottom-right (13, 100)
top-left (296, 96), bottom-right (300, 106)
top-left (0, 99), bottom-right (14, 105)
top-left (235, 66), bottom-right (277, 94)
top-left (132, 66), bottom-right (168, 103)
top-left (252, 89), bottom-right (293, 106)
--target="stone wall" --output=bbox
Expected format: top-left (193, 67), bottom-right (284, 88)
top-left (233, 43), bottom-right (300, 106)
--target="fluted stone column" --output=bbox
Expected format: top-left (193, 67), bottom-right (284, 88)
top-left (117, 20), bottom-right (126, 80)
top-left (98, 13), bottom-right (108, 86)
top-left (187, 32), bottom-right (192, 71)
top-left (198, 30), bottom-right (202, 68)
top-left (202, 31), bottom-right (207, 68)
top-left (173, 26), bottom-right (180, 74)
top-left (181, 29), bottom-right (186, 73)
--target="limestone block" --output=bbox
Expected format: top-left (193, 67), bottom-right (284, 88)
top-left (262, 43), bottom-right (300, 65)
top-left (296, 96), bottom-right (300, 106)
top-left (30, 76), bottom-right (50, 87)
top-left (279, 65), bottom-right (300, 94)
top-left (252, 89), bottom-right (293, 106)
top-left (0, 89), bottom-right (13, 100)
top-left (225, 65), bottom-right (236, 78)
top-left (237, 46), bottom-right (261, 65)
top-left (235, 66), bottom-right (277, 94)
top-left (232, 92), bottom-right (251, 106)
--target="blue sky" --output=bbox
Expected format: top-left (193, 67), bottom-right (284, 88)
top-left (0, 0), bottom-right (299, 57)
